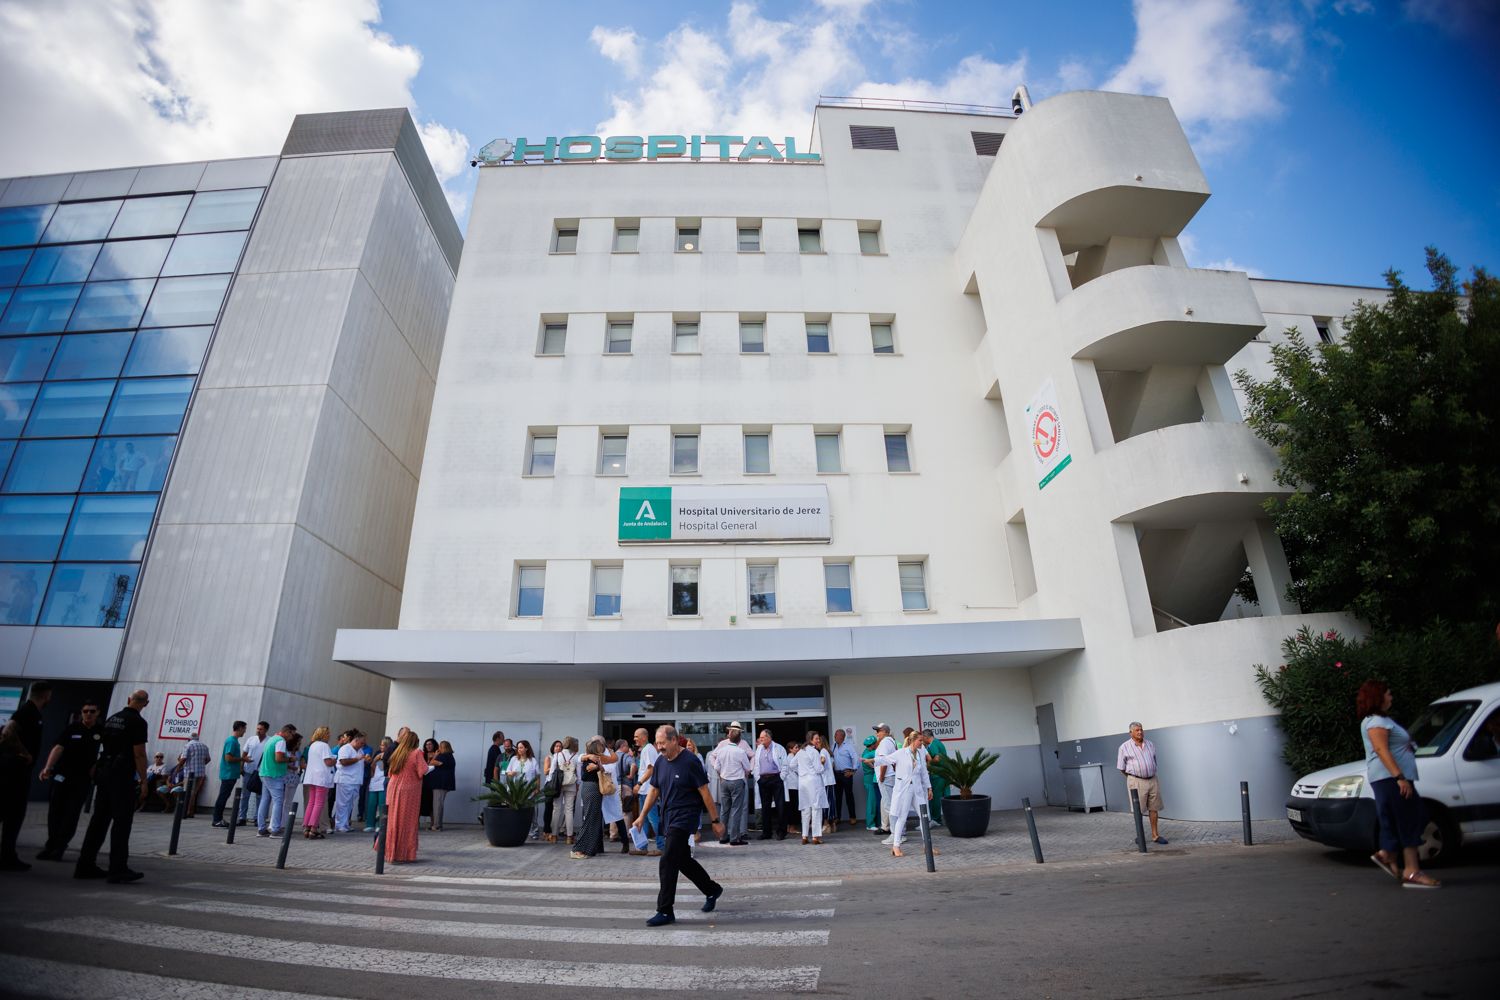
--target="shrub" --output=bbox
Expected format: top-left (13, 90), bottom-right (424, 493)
top-left (930, 747), bottom-right (1000, 799)
top-left (472, 772), bottom-right (543, 810)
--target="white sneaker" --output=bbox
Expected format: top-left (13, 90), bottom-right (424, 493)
top-left (880, 837), bottom-right (894, 846)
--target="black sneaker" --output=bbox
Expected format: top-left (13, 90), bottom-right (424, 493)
top-left (702, 887), bottom-right (723, 912)
top-left (211, 821), bottom-right (226, 828)
top-left (34, 850), bottom-right (62, 862)
top-left (730, 838), bottom-right (749, 846)
top-left (645, 912), bottom-right (676, 927)
top-left (718, 837), bottom-right (730, 845)
top-left (106, 869), bottom-right (145, 884)
top-left (74, 864), bottom-right (109, 879)
top-left (257, 829), bottom-right (271, 838)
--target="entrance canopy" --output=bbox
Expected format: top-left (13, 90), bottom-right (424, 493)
top-left (334, 618), bottom-right (1085, 681)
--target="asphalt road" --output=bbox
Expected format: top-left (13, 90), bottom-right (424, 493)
top-left (0, 839), bottom-right (1491, 999)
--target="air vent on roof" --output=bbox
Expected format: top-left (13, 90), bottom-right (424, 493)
top-left (971, 131), bottom-right (1005, 156)
top-left (850, 125), bottom-right (899, 151)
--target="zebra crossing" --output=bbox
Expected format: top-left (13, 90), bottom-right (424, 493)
top-left (8, 871), bottom-right (843, 996)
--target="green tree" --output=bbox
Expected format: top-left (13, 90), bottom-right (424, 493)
top-left (1235, 249), bottom-right (1500, 630)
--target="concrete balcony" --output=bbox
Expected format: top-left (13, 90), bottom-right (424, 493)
top-left (1096, 421), bottom-right (1282, 526)
top-left (1057, 265), bottom-right (1266, 368)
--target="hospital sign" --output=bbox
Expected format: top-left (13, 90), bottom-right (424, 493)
top-left (619, 484), bottom-right (831, 544)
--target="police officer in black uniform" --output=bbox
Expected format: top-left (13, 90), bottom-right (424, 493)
top-left (75, 689), bottom-right (150, 884)
top-left (36, 700), bottom-right (104, 861)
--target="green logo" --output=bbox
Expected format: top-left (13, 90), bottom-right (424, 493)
top-left (619, 487), bottom-right (672, 541)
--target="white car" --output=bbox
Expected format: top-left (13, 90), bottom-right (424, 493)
top-left (1285, 680), bottom-right (1500, 864)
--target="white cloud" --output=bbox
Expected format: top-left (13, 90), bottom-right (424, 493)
top-left (1201, 257), bottom-right (1266, 277)
top-left (0, 0), bottom-right (470, 217)
top-left (590, 25), bottom-right (644, 78)
top-left (852, 53), bottom-right (1028, 107)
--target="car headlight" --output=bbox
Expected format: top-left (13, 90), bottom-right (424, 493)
top-left (1317, 775), bottom-right (1366, 799)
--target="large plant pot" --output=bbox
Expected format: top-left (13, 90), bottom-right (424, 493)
top-left (482, 805), bottom-right (533, 847)
top-left (943, 794), bottom-right (992, 838)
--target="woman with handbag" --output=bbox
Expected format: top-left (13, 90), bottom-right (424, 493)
top-left (600, 738), bottom-right (629, 853)
top-left (570, 737), bottom-right (617, 859)
top-left (550, 737), bottom-right (580, 845)
top-left (541, 739), bottom-right (564, 839)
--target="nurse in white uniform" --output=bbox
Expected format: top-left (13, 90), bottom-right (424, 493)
top-left (813, 732), bottom-right (836, 835)
top-left (599, 744), bottom-right (626, 850)
top-left (874, 732), bottom-right (931, 857)
top-left (792, 734), bottom-right (826, 844)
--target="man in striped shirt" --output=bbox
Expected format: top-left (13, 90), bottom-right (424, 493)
top-left (1117, 722), bottom-right (1166, 844)
top-left (181, 733), bottom-right (212, 819)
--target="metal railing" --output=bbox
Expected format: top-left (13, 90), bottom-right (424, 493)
top-left (816, 95), bottom-right (1016, 118)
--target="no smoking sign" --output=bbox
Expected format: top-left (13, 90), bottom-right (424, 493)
top-left (158, 692), bottom-right (207, 741)
top-left (916, 693), bottom-right (966, 742)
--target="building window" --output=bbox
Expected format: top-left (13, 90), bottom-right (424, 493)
top-left (673, 321), bottom-right (699, 354)
top-left (526, 434), bottom-right (556, 476)
top-left (670, 563), bottom-right (699, 616)
top-left (743, 432), bottom-right (770, 474)
top-left (737, 225), bottom-right (761, 252)
top-left (871, 322), bottom-right (895, 354)
top-left (971, 131), bottom-right (1004, 156)
top-left (805, 320), bottom-right (830, 354)
top-left (849, 125), bottom-right (899, 150)
top-left (824, 562), bottom-right (853, 613)
top-left (815, 432), bottom-right (842, 474)
top-left (540, 322), bottom-right (567, 356)
top-left (592, 564), bottom-right (623, 617)
top-left (515, 565), bottom-right (545, 617)
top-left (899, 560), bottom-right (928, 610)
top-left (885, 431), bottom-right (912, 472)
top-left (740, 320), bottom-right (765, 354)
top-left (552, 226), bottom-right (578, 254)
top-left (598, 434), bottom-right (628, 475)
top-left (858, 224), bottom-right (883, 254)
top-left (748, 563), bottom-right (777, 615)
top-left (1315, 319), bottom-right (1333, 344)
top-left (676, 224), bottom-right (699, 252)
top-left (672, 433), bottom-right (699, 475)
top-left (614, 225), bottom-right (639, 253)
top-left (606, 320), bottom-right (633, 354)
top-left (798, 226), bottom-right (822, 253)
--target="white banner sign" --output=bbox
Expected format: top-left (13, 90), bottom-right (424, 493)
top-left (1025, 378), bottom-right (1072, 490)
top-left (619, 484), bottom-right (831, 543)
top-left (158, 692), bottom-right (207, 741)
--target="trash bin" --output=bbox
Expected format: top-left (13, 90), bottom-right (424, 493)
top-left (1061, 763), bottom-right (1106, 812)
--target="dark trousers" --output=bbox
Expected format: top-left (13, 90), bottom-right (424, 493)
top-left (212, 777), bottom-right (238, 824)
top-left (43, 778), bottom-right (90, 854)
top-left (656, 826), bottom-right (721, 916)
top-left (76, 777), bottom-right (136, 875)
top-left (0, 769), bottom-right (30, 862)
top-left (833, 772), bottom-right (857, 822)
top-left (757, 774), bottom-right (784, 838)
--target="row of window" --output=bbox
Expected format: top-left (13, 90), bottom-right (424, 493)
top-left (2, 327), bottom-right (211, 383)
top-left (0, 190), bottom-right (263, 249)
top-left (525, 427), bottom-right (913, 477)
top-left (0, 560), bottom-right (137, 628)
top-left (538, 315), bottom-right (896, 356)
top-left (515, 559), bottom-right (931, 619)
top-left (552, 219), bottom-right (883, 256)
top-left (0, 272), bottom-right (230, 336)
top-left (1, 232), bottom-right (246, 288)
top-left (1, 434), bottom-right (174, 495)
top-left (0, 377), bottom-right (192, 440)
top-left (0, 491), bottom-right (159, 563)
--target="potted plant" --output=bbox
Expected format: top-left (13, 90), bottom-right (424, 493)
top-left (473, 772), bottom-right (543, 847)
top-left (931, 747), bottom-right (1000, 838)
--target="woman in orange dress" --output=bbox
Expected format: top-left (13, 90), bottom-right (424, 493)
top-left (379, 730), bottom-right (428, 863)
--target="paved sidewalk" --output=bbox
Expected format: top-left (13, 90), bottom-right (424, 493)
top-left (13, 800), bottom-right (1294, 880)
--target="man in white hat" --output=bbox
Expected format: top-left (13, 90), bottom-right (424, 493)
top-left (872, 723), bottom-right (897, 834)
top-left (708, 721), bottom-right (753, 846)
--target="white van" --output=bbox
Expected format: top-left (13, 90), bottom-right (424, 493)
top-left (1284, 680), bottom-right (1500, 863)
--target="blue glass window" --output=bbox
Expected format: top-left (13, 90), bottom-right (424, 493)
top-left (1, 337), bottom-right (59, 382)
top-left (0, 383), bottom-right (39, 436)
top-left (21, 244), bottom-right (101, 285)
top-left (40, 201), bottom-right (122, 244)
top-left (0, 440), bottom-right (12, 481)
top-left (0, 284), bottom-right (82, 334)
top-left (23, 380), bottom-right (114, 438)
top-left (0, 494), bottom-right (74, 560)
top-left (0, 205), bottom-right (55, 248)
top-left (46, 332), bottom-right (133, 380)
top-left (40, 562), bottom-right (138, 627)
top-left (109, 194), bottom-right (191, 239)
top-left (89, 239), bottom-right (171, 281)
top-left (140, 274), bottom-right (229, 327)
top-left (0, 562), bottom-right (52, 625)
top-left (102, 377), bottom-right (192, 435)
top-left (180, 189), bottom-right (262, 234)
top-left (59, 493), bottom-right (157, 561)
top-left (1, 249), bottom-right (33, 286)
top-left (84, 436), bottom-right (175, 493)
top-left (161, 231), bottom-right (247, 277)
top-left (0, 289), bottom-right (9, 316)
top-left (123, 326), bottom-right (211, 377)
top-left (66, 279), bottom-right (154, 332)
top-left (2, 438), bottom-right (93, 493)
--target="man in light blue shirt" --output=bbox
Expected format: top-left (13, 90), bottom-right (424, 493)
top-left (830, 729), bottom-right (859, 828)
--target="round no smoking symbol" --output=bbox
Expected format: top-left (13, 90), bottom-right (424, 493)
top-left (1034, 411), bottom-right (1059, 460)
top-left (929, 698), bottom-right (952, 720)
top-left (174, 698), bottom-right (195, 719)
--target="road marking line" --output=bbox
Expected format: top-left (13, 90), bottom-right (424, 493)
top-left (0, 955), bottom-right (341, 1000)
top-left (409, 875), bottom-right (842, 890)
top-left (236, 875), bottom-right (835, 903)
top-left (27, 919), bottom-right (821, 992)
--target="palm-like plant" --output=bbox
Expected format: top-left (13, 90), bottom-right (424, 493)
top-left (931, 747), bottom-right (1000, 799)
top-left (473, 772), bottom-right (543, 810)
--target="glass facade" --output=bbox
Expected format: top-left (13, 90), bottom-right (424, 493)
top-left (0, 186), bottom-right (261, 627)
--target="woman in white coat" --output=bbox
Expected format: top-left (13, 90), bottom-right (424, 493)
top-left (793, 732), bottom-right (827, 844)
top-left (874, 731), bottom-right (932, 857)
top-left (504, 740), bottom-right (543, 839)
top-left (812, 732), bottom-right (836, 836)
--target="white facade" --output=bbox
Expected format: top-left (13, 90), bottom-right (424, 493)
top-left (338, 91), bottom-right (1376, 820)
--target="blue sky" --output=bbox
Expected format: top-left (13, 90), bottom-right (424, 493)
top-left (2, 0), bottom-right (1495, 287)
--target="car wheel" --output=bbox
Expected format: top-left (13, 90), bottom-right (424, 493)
top-left (1416, 806), bottom-right (1458, 866)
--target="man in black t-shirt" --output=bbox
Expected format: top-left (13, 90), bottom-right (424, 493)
top-left (0, 680), bottom-right (52, 871)
top-left (632, 724), bottom-right (724, 926)
top-left (36, 700), bottom-right (103, 861)
top-left (74, 690), bottom-right (150, 884)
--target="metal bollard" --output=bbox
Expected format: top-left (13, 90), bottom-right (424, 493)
top-left (168, 786), bottom-right (187, 856)
top-left (1130, 788), bottom-right (1148, 853)
top-left (375, 804), bottom-right (388, 875)
top-left (917, 800), bottom-right (936, 873)
top-left (1240, 781), bottom-right (1253, 846)
top-left (226, 788), bottom-right (242, 844)
top-left (276, 802), bottom-right (298, 870)
top-left (1022, 797), bottom-right (1044, 863)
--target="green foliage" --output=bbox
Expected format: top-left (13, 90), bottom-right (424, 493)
top-left (930, 747), bottom-right (1000, 798)
top-left (1254, 623), bottom-right (1500, 776)
top-left (472, 772), bottom-right (543, 810)
top-left (1234, 249), bottom-right (1500, 629)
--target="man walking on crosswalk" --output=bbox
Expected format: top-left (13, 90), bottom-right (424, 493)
top-left (632, 724), bottom-right (724, 927)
